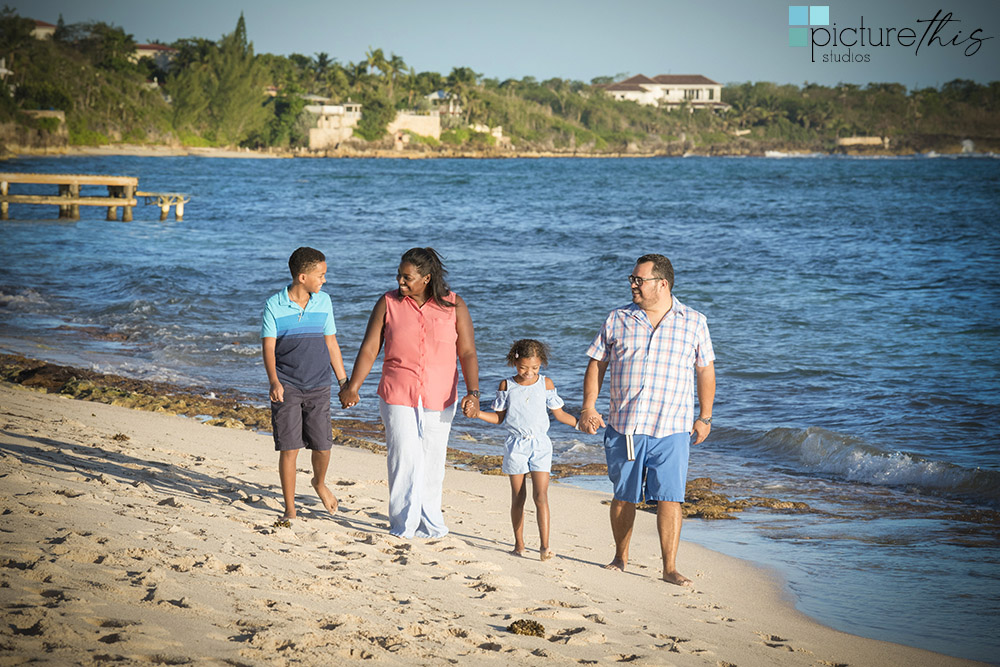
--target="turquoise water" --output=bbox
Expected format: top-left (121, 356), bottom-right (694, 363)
top-left (1, 154), bottom-right (998, 662)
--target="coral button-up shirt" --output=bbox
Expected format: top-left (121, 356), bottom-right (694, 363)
top-left (378, 290), bottom-right (459, 410)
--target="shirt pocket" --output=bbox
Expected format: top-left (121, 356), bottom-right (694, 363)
top-left (428, 313), bottom-right (458, 351)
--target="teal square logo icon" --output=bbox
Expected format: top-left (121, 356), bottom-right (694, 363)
top-left (788, 5), bottom-right (808, 25)
top-left (810, 5), bottom-right (830, 25)
top-left (789, 27), bottom-right (809, 46)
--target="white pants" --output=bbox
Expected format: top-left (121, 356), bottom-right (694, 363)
top-left (379, 398), bottom-right (455, 538)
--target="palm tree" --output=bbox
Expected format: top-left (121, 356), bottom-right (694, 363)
top-left (386, 52), bottom-right (406, 102)
top-left (347, 60), bottom-right (367, 94)
top-left (403, 66), bottom-right (418, 108)
top-left (313, 52), bottom-right (332, 77)
top-left (365, 47), bottom-right (387, 88)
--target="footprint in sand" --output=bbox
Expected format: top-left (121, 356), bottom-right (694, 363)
top-left (351, 531), bottom-right (382, 545)
top-left (549, 626), bottom-right (607, 645)
top-left (470, 573), bottom-right (522, 594)
top-left (757, 632), bottom-right (797, 651)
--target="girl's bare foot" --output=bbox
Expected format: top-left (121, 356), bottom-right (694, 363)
top-left (311, 478), bottom-right (338, 515)
top-left (540, 548), bottom-right (556, 561)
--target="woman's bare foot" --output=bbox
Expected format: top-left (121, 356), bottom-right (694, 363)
top-left (311, 478), bottom-right (338, 515)
top-left (603, 557), bottom-right (627, 572)
top-left (662, 569), bottom-right (692, 586)
top-left (540, 548), bottom-right (556, 561)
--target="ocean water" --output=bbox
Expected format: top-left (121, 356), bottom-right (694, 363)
top-left (1, 154), bottom-right (998, 662)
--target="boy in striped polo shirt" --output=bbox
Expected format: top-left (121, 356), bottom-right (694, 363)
top-left (261, 247), bottom-right (348, 525)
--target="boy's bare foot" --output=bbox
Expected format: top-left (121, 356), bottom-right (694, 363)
top-left (311, 478), bottom-right (338, 515)
top-left (540, 548), bottom-right (556, 561)
top-left (662, 569), bottom-right (692, 587)
top-left (603, 557), bottom-right (627, 572)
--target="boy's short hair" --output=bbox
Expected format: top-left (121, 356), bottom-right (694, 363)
top-left (288, 247), bottom-right (326, 278)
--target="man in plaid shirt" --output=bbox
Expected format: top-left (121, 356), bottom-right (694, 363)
top-left (581, 254), bottom-right (715, 586)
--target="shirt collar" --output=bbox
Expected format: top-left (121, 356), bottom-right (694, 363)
top-left (278, 286), bottom-right (316, 309)
top-left (626, 297), bottom-right (687, 324)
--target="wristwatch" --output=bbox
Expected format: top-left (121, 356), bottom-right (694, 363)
top-left (469, 390), bottom-right (481, 398)
top-left (696, 417), bottom-right (712, 425)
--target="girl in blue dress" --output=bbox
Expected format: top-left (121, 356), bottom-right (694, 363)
top-left (472, 339), bottom-right (578, 560)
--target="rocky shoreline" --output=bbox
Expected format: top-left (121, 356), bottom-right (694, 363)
top-left (4, 141), bottom-right (992, 161)
top-left (0, 352), bottom-right (813, 520)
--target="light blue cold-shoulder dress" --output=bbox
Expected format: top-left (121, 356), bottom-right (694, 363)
top-left (492, 375), bottom-right (565, 474)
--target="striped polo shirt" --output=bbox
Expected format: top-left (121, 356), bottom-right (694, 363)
top-left (587, 298), bottom-right (714, 438)
top-left (261, 287), bottom-right (337, 390)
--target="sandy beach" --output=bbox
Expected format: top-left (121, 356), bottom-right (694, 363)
top-left (0, 381), bottom-right (983, 666)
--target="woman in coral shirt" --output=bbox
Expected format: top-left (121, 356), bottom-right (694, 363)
top-left (340, 247), bottom-right (480, 538)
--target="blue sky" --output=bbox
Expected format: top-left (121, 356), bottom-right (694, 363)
top-left (20, 0), bottom-right (1000, 88)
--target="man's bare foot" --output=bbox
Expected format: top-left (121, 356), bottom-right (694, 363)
top-left (311, 478), bottom-right (338, 515)
top-left (540, 548), bottom-right (556, 561)
top-left (662, 570), bottom-right (692, 587)
top-left (510, 545), bottom-right (526, 557)
top-left (603, 558), bottom-right (627, 571)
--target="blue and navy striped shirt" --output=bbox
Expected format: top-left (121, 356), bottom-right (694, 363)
top-left (261, 287), bottom-right (337, 390)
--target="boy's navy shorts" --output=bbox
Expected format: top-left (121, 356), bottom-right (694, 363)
top-left (270, 384), bottom-right (333, 452)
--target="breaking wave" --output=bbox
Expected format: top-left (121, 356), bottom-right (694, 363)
top-left (740, 426), bottom-right (1000, 505)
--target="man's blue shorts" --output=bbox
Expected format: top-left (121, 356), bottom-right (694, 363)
top-left (603, 426), bottom-right (690, 503)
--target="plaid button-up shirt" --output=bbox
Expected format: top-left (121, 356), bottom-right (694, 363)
top-left (587, 298), bottom-right (715, 438)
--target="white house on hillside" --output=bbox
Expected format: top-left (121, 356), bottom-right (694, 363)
top-left (425, 90), bottom-right (462, 116)
top-left (131, 44), bottom-right (178, 69)
top-left (305, 102), bottom-right (362, 150)
top-left (31, 19), bottom-right (56, 39)
top-left (598, 74), bottom-right (727, 111)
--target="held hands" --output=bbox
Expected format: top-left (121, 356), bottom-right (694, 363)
top-left (339, 385), bottom-right (360, 409)
top-left (579, 407), bottom-right (605, 435)
top-left (461, 394), bottom-right (480, 419)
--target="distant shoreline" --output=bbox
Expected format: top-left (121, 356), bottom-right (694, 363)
top-left (5, 143), bottom-right (976, 161)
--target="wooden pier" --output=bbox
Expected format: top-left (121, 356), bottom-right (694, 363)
top-left (136, 191), bottom-right (190, 221)
top-left (0, 173), bottom-right (186, 221)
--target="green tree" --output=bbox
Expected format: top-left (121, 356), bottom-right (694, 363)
top-left (354, 88), bottom-right (395, 140)
top-left (77, 22), bottom-right (137, 72)
top-left (0, 7), bottom-right (36, 68)
top-left (313, 52), bottom-right (332, 78)
top-left (365, 46), bottom-right (387, 85)
top-left (346, 60), bottom-right (367, 94)
top-left (205, 13), bottom-right (269, 145)
top-left (167, 13), bottom-right (269, 145)
top-left (262, 83), bottom-right (307, 147)
top-left (385, 52), bottom-right (406, 103)
top-left (170, 37), bottom-right (215, 72)
top-left (169, 63), bottom-right (211, 132)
